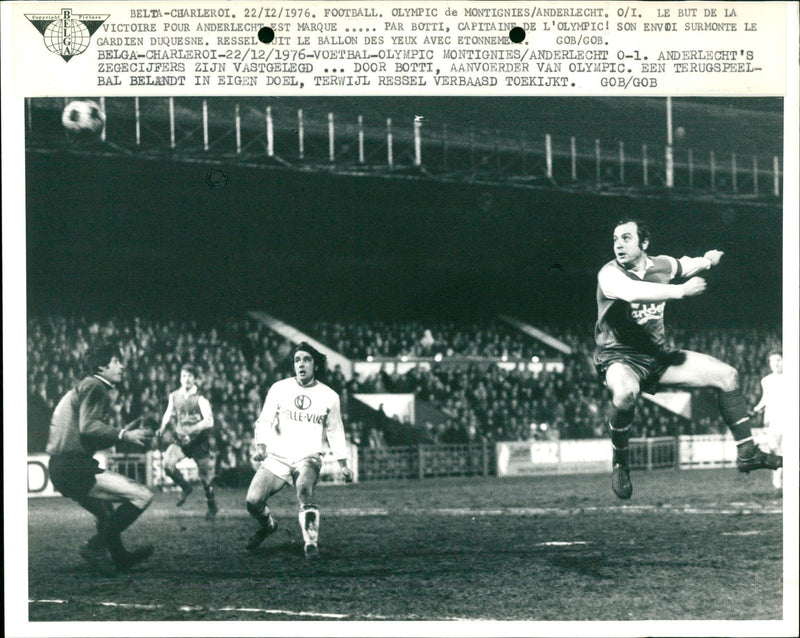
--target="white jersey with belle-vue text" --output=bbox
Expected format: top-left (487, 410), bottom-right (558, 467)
top-left (254, 377), bottom-right (348, 465)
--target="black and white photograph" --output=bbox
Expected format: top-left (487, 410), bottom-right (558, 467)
top-left (4, 2), bottom-right (799, 637)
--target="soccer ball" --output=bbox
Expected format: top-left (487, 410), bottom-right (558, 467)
top-left (61, 100), bottom-right (105, 134)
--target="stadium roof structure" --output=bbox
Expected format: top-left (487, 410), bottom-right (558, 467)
top-left (26, 96), bottom-right (784, 206)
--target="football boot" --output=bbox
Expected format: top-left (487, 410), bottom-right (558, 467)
top-left (611, 463), bottom-right (633, 500)
top-left (304, 543), bottom-right (320, 560)
top-left (205, 500), bottom-right (218, 520)
top-left (176, 484), bottom-right (193, 507)
top-left (112, 544), bottom-right (155, 571)
top-left (737, 448), bottom-right (782, 474)
top-left (245, 517), bottom-right (278, 551)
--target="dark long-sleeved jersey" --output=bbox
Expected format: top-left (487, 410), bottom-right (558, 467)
top-left (594, 253), bottom-right (712, 354)
top-left (46, 374), bottom-right (122, 456)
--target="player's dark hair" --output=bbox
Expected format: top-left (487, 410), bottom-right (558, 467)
top-left (83, 341), bottom-right (122, 375)
top-left (616, 218), bottom-right (651, 249)
top-left (181, 363), bottom-right (199, 376)
top-left (292, 341), bottom-right (327, 380)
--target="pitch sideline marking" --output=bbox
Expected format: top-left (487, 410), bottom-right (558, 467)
top-left (123, 503), bottom-right (786, 517)
top-left (30, 502), bottom-right (783, 520)
top-left (27, 599), bottom-right (479, 621)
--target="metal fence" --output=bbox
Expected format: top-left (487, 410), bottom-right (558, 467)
top-left (26, 97), bottom-right (782, 200)
top-left (628, 437), bottom-right (678, 470)
top-left (104, 436), bottom-right (725, 484)
top-left (359, 442), bottom-right (492, 481)
top-left (106, 453), bottom-right (149, 484)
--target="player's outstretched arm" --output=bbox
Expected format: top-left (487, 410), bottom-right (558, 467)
top-left (678, 250), bottom-right (724, 277)
top-left (680, 276), bottom-right (707, 297)
top-left (599, 267), bottom-right (705, 303)
top-left (121, 426), bottom-right (153, 448)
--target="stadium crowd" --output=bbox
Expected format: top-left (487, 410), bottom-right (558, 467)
top-left (28, 315), bottom-right (781, 474)
top-left (305, 319), bottom-right (552, 360)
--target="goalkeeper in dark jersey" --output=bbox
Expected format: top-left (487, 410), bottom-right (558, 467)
top-left (46, 342), bottom-right (154, 570)
top-left (594, 219), bottom-right (781, 499)
top-left (157, 364), bottom-right (218, 519)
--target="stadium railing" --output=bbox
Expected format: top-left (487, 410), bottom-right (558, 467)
top-left (629, 437), bottom-right (678, 470)
top-left (359, 441), bottom-right (492, 481)
top-left (94, 433), bottom-right (738, 488)
top-left (106, 452), bottom-right (150, 485)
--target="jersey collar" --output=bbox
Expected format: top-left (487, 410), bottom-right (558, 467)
top-left (92, 374), bottom-right (114, 388)
top-left (627, 256), bottom-right (655, 279)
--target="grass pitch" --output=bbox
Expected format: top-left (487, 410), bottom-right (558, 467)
top-left (27, 469), bottom-right (783, 623)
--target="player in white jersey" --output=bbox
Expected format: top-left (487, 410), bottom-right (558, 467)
top-left (753, 351), bottom-right (786, 489)
top-left (245, 342), bottom-right (353, 559)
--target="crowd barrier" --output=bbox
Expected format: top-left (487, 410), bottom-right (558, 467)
top-left (359, 442), bottom-right (491, 481)
top-left (28, 444), bottom-right (359, 497)
top-left (27, 434), bottom-right (748, 495)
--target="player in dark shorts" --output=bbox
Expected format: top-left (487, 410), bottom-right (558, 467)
top-left (157, 364), bottom-right (218, 519)
top-left (46, 342), bottom-right (155, 570)
top-left (594, 218), bottom-right (781, 499)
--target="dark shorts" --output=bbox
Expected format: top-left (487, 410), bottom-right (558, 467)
top-left (48, 452), bottom-right (103, 499)
top-left (182, 430), bottom-right (212, 460)
top-left (594, 346), bottom-right (686, 393)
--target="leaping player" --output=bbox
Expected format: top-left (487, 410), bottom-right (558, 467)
top-left (157, 364), bottom-right (218, 519)
top-left (593, 218), bottom-right (781, 499)
top-left (245, 342), bottom-right (354, 559)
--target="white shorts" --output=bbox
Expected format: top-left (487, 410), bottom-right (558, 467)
top-left (262, 454), bottom-right (322, 484)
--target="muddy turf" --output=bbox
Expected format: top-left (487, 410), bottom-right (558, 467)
top-left (27, 469), bottom-right (783, 622)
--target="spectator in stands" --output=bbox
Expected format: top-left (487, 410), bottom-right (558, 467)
top-left (28, 315), bottom-right (781, 464)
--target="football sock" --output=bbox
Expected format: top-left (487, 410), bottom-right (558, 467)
top-left (94, 503), bottom-right (145, 562)
top-left (299, 505), bottom-right (320, 545)
top-left (718, 389), bottom-right (750, 429)
top-left (612, 446), bottom-right (630, 467)
top-left (609, 404), bottom-right (635, 429)
top-left (718, 390), bottom-right (756, 454)
top-left (75, 497), bottom-right (113, 548)
top-left (246, 501), bottom-right (273, 528)
top-left (608, 405), bottom-right (634, 450)
top-left (111, 502), bottom-right (146, 533)
top-left (165, 468), bottom-right (190, 491)
top-left (202, 481), bottom-right (215, 502)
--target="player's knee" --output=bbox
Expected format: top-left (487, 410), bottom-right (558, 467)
top-left (611, 387), bottom-right (638, 411)
top-left (133, 486), bottom-right (154, 510)
top-left (717, 365), bottom-right (739, 392)
top-left (606, 372), bottom-right (639, 410)
top-left (296, 484), bottom-right (314, 504)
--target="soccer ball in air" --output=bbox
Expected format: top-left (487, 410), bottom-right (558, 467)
top-left (61, 100), bottom-right (106, 134)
